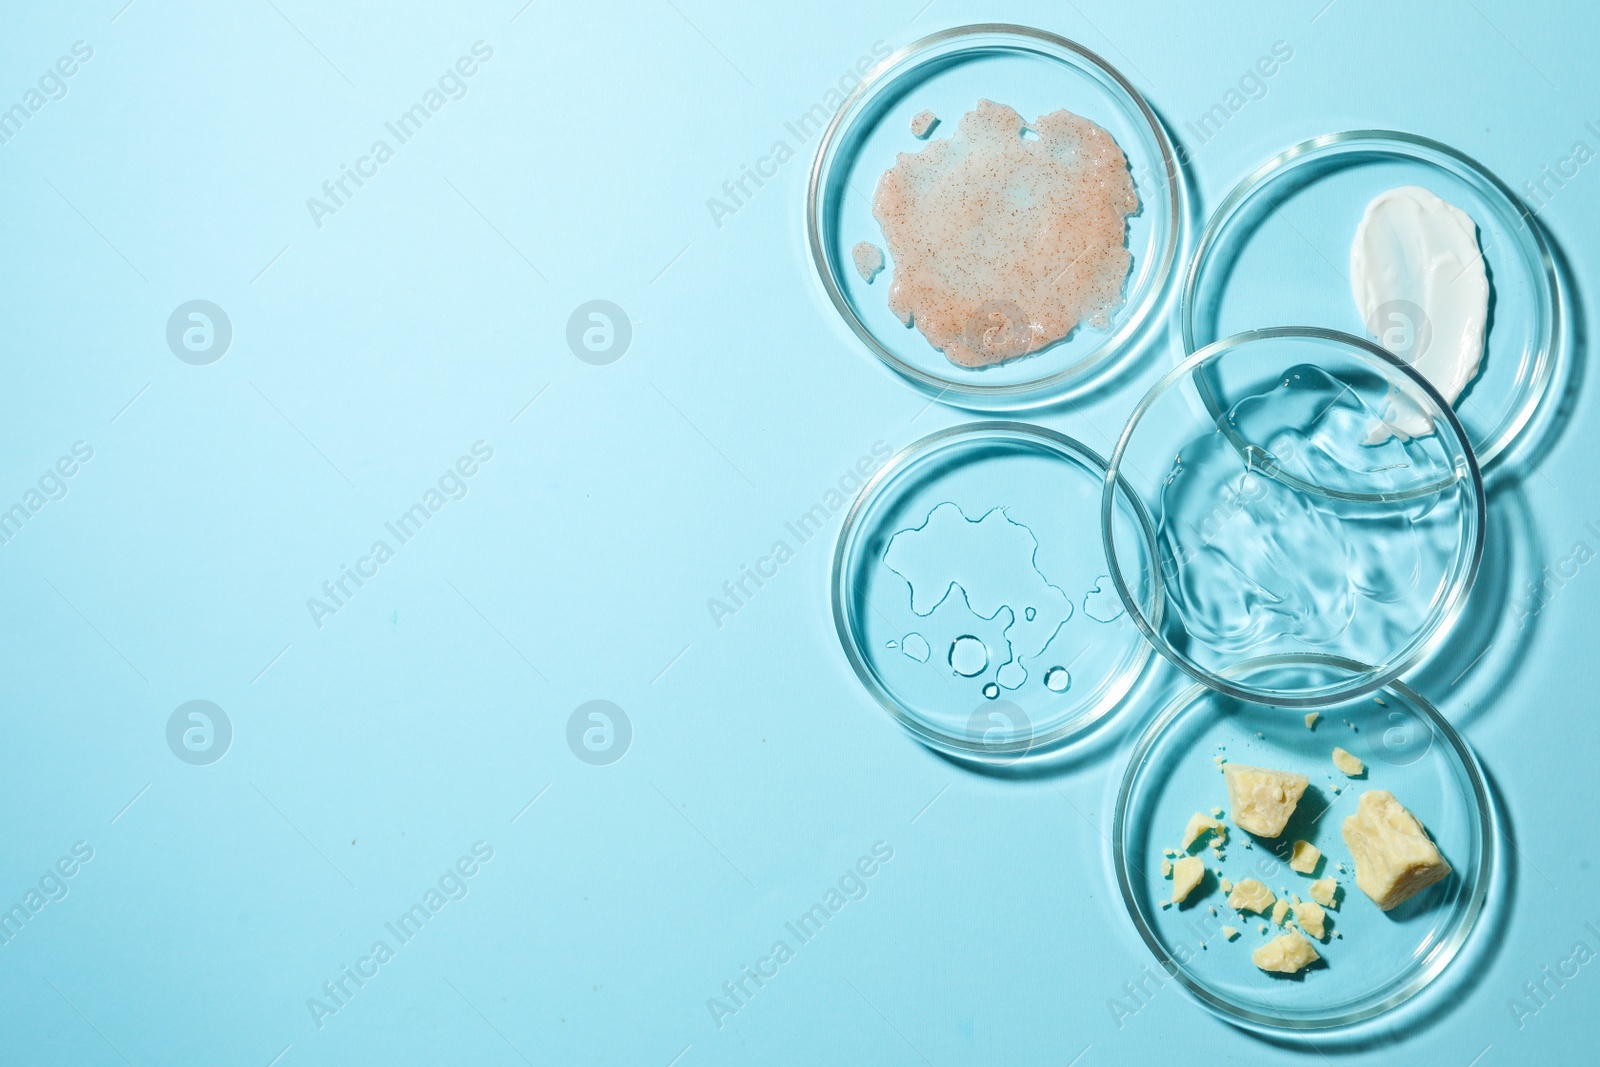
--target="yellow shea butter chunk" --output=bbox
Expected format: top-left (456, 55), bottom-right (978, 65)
top-left (1309, 877), bottom-right (1338, 908)
top-left (1332, 747), bottom-right (1366, 777)
top-left (1224, 763), bottom-right (1310, 837)
top-left (1227, 878), bottom-right (1275, 914)
top-left (1289, 840), bottom-right (1322, 874)
top-left (1292, 900), bottom-right (1327, 939)
top-left (1181, 812), bottom-right (1227, 850)
top-left (1304, 712), bottom-right (1319, 729)
top-left (1341, 790), bottom-right (1452, 911)
top-left (1252, 931), bottom-right (1320, 974)
top-left (1221, 925), bottom-right (1239, 940)
top-left (1171, 856), bottom-right (1205, 904)
top-left (1271, 899), bottom-right (1290, 925)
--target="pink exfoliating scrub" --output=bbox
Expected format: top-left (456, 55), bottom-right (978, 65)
top-left (871, 99), bottom-right (1137, 368)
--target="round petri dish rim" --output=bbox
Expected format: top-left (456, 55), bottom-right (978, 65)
top-left (1100, 326), bottom-right (1487, 709)
top-left (1110, 654), bottom-right (1495, 1033)
top-left (1178, 129), bottom-right (1561, 474)
top-left (806, 23), bottom-right (1184, 407)
top-left (832, 420), bottom-right (1164, 760)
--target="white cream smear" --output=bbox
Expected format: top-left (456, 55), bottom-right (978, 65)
top-left (1349, 185), bottom-right (1489, 441)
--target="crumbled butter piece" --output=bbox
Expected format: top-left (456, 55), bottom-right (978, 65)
top-left (1181, 812), bottom-right (1227, 850)
top-left (1289, 839), bottom-right (1322, 874)
top-left (1341, 790), bottom-right (1452, 911)
top-left (1305, 712), bottom-right (1319, 729)
top-left (1224, 763), bottom-right (1310, 837)
top-left (1271, 899), bottom-right (1290, 925)
top-left (1228, 878), bottom-right (1275, 914)
top-left (1252, 931), bottom-right (1320, 974)
top-left (1171, 856), bottom-right (1205, 904)
top-left (1218, 876), bottom-right (1233, 893)
top-left (1309, 877), bottom-right (1338, 908)
top-left (1161, 858), bottom-right (1171, 877)
top-left (1292, 900), bottom-right (1328, 939)
top-left (1332, 747), bottom-right (1365, 777)
top-left (1221, 925), bottom-right (1239, 940)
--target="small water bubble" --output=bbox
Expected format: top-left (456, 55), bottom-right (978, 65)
top-left (1044, 667), bottom-right (1071, 692)
top-left (902, 633), bottom-right (930, 663)
top-left (982, 683), bottom-right (999, 699)
top-left (1024, 607), bottom-right (1036, 621)
top-left (949, 635), bottom-right (988, 677)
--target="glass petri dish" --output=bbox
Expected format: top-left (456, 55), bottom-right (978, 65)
top-left (1182, 131), bottom-right (1560, 472)
top-left (1103, 328), bottom-right (1484, 707)
top-left (833, 423), bottom-right (1161, 761)
top-left (1113, 658), bottom-right (1493, 1033)
top-left (807, 24), bottom-right (1183, 409)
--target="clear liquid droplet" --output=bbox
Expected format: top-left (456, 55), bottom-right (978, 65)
top-left (996, 661), bottom-right (1026, 690)
top-left (949, 635), bottom-right (988, 677)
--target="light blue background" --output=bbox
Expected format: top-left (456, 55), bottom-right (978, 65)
top-left (1, 1), bottom-right (1594, 1063)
